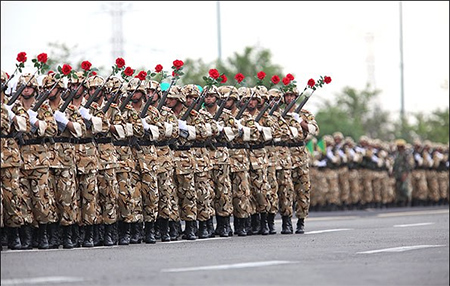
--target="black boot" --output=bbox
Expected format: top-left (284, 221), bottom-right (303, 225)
top-left (214, 215), bottom-right (222, 236)
top-left (235, 218), bottom-right (247, 236)
top-left (259, 213), bottom-right (269, 235)
top-left (32, 226), bottom-right (39, 248)
top-left (198, 220), bottom-right (209, 239)
top-left (62, 225), bottom-right (73, 249)
top-left (267, 213), bottom-right (276, 234)
top-left (48, 223), bottom-right (60, 249)
top-left (206, 217), bottom-right (215, 238)
top-left (184, 221), bottom-right (197, 240)
top-left (154, 218), bottom-right (161, 240)
top-left (38, 224), bottom-right (49, 249)
top-left (251, 214), bottom-right (261, 235)
top-left (160, 218), bottom-right (170, 242)
top-left (217, 216), bottom-right (228, 237)
top-left (119, 222), bottom-right (131, 245)
top-left (281, 216), bottom-right (293, 234)
top-left (225, 216), bottom-right (233, 237)
top-left (72, 224), bottom-right (81, 248)
top-left (245, 217), bottom-right (253, 236)
top-left (295, 218), bottom-right (305, 234)
top-left (144, 222), bottom-right (156, 244)
top-left (169, 221), bottom-right (178, 241)
top-left (103, 224), bottom-right (115, 246)
top-left (93, 224), bottom-right (103, 247)
top-left (7, 227), bottom-right (22, 250)
top-left (20, 224), bottom-right (33, 249)
top-left (1, 227), bottom-right (8, 246)
top-left (130, 222), bottom-right (141, 244)
top-left (83, 225), bottom-right (94, 247)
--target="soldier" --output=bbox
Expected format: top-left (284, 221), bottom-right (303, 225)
top-left (333, 132), bottom-right (350, 210)
top-left (434, 143), bottom-right (449, 205)
top-left (1, 70), bottom-right (27, 250)
top-left (205, 85), bottom-right (237, 237)
top-left (355, 136), bottom-right (376, 209)
top-left (411, 140), bottom-right (429, 206)
top-left (343, 136), bottom-right (362, 209)
top-left (423, 140), bottom-right (440, 205)
top-left (322, 134), bottom-right (340, 211)
top-left (16, 73), bottom-right (59, 249)
top-left (130, 78), bottom-right (160, 244)
top-left (392, 139), bottom-right (414, 206)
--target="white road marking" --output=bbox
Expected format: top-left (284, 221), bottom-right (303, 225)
top-left (164, 237), bottom-right (230, 244)
top-left (1, 245), bottom-right (119, 253)
top-left (161, 260), bottom-right (297, 272)
top-left (305, 228), bottom-right (352, 235)
top-left (1, 276), bottom-right (84, 285)
top-left (357, 245), bottom-right (446, 254)
top-left (377, 209), bottom-right (449, 217)
top-left (393, 222), bottom-right (435, 227)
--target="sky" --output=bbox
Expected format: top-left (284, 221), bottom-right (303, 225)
top-left (1, 1), bottom-right (449, 119)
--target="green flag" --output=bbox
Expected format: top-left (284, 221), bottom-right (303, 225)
top-left (306, 140), bottom-right (314, 154)
top-left (317, 138), bottom-right (326, 154)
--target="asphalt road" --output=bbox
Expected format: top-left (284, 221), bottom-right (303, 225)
top-left (1, 206), bottom-right (449, 286)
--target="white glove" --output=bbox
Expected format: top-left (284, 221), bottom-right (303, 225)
top-left (255, 122), bottom-right (263, 132)
top-left (53, 110), bottom-right (69, 126)
top-left (141, 117), bottom-right (151, 131)
top-left (5, 104), bottom-right (15, 121)
top-left (293, 113), bottom-right (302, 123)
top-left (4, 104), bottom-right (12, 112)
top-left (236, 119), bottom-right (243, 131)
top-left (78, 106), bottom-right (92, 121)
top-left (178, 119), bottom-right (187, 131)
top-left (27, 109), bottom-right (39, 125)
top-left (215, 121), bottom-right (224, 132)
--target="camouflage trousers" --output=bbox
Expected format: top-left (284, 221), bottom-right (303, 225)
top-left (211, 164), bottom-right (233, 217)
top-left (267, 165), bottom-right (279, 214)
top-left (292, 164), bottom-right (312, 219)
top-left (97, 168), bottom-right (118, 225)
top-left (395, 176), bottom-right (412, 203)
top-left (194, 171), bottom-right (213, 222)
top-left (157, 169), bottom-right (177, 221)
top-left (411, 169), bottom-right (428, 201)
top-left (348, 168), bottom-right (361, 205)
top-left (372, 170), bottom-right (384, 204)
top-left (437, 171), bottom-right (449, 201)
top-left (249, 168), bottom-right (270, 214)
top-left (309, 167), bottom-right (322, 208)
top-left (77, 171), bottom-right (100, 226)
top-left (1, 167), bottom-right (24, 227)
top-left (380, 171), bottom-right (394, 204)
top-left (276, 168), bottom-right (294, 217)
top-left (117, 170), bottom-right (141, 223)
top-left (230, 170), bottom-right (251, 219)
top-left (133, 169), bottom-right (159, 223)
top-left (49, 167), bottom-right (78, 226)
top-left (337, 167), bottom-right (350, 205)
top-left (20, 167), bottom-right (58, 226)
top-left (359, 169), bottom-right (375, 205)
top-left (174, 172), bottom-right (196, 221)
top-left (426, 170), bottom-right (440, 202)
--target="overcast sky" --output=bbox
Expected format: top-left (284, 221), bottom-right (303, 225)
top-left (1, 1), bottom-right (449, 118)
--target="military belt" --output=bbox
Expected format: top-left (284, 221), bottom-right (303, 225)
top-left (274, 142), bottom-right (288, 147)
top-left (73, 138), bottom-right (94, 144)
top-left (138, 139), bottom-right (154, 146)
top-left (96, 137), bottom-right (112, 144)
top-left (0, 134), bottom-right (15, 138)
top-left (53, 137), bottom-right (73, 143)
top-left (288, 141), bottom-right (305, 147)
top-left (174, 145), bottom-right (190, 151)
top-left (229, 143), bottom-right (247, 149)
top-left (191, 142), bottom-right (206, 148)
top-left (249, 143), bottom-right (265, 150)
top-left (113, 139), bottom-right (129, 146)
top-left (23, 137), bottom-right (46, 145)
top-left (154, 140), bottom-right (168, 147)
top-left (214, 142), bottom-right (228, 148)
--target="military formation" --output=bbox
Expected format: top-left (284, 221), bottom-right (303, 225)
top-left (1, 55), bottom-right (448, 252)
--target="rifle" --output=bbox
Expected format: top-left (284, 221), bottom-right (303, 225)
top-left (101, 82), bottom-right (124, 113)
top-left (213, 96), bottom-right (227, 121)
top-left (255, 97), bottom-right (277, 123)
top-left (293, 90), bottom-right (315, 114)
top-left (32, 78), bottom-right (63, 112)
top-left (193, 86), bottom-right (209, 112)
top-left (83, 74), bottom-right (112, 109)
top-left (59, 77), bottom-right (89, 113)
top-left (155, 76), bottom-right (177, 112)
top-left (1, 73), bottom-right (15, 93)
top-left (119, 80), bottom-right (142, 112)
top-left (235, 89), bottom-right (255, 120)
top-left (268, 97), bottom-right (283, 116)
top-left (7, 71), bottom-right (38, 106)
top-left (281, 86), bottom-right (308, 118)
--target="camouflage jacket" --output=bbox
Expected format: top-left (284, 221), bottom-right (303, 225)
top-left (154, 106), bottom-right (178, 173)
top-left (1, 102), bottom-right (27, 168)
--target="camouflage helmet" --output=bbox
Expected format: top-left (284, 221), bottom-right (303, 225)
top-left (323, 135), bottom-right (334, 145)
top-left (1, 70), bottom-right (8, 82)
top-left (17, 73), bottom-right (39, 90)
top-left (268, 88), bottom-right (282, 100)
top-left (241, 87), bottom-right (261, 102)
top-left (86, 75), bottom-right (105, 89)
top-left (395, 138), bottom-right (407, 147)
top-left (166, 85), bottom-right (185, 103)
top-left (105, 76), bottom-right (123, 94)
top-left (204, 85), bottom-right (220, 98)
top-left (344, 136), bottom-right (355, 146)
top-left (68, 71), bottom-right (86, 85)
top-left (181, 84), bottom-right (201, 98)
top-left (147, 80), bottom-right (161, 92)
top-left (42, 72), bottom-right (64, 89)
top-left (217, 85), bottom-right (239, 100)
top-left (126, 78), bottom-right (146, 94)
top-left (254, 85), bottom-right (269, 101)
top-left (359, 135), bottom-right (370, 144)
top-left (284, 86), bottom-right (299, 96)
top-left (237, 86), bottom-right (250, 98)
top-left (333, 131), bottom-right (344, 140)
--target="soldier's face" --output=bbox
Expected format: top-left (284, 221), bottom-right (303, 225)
top-left (186, 95), bottom-right (195, 107)
top-left (21, 86), bottom-right (35, 100)
top-left (247, 98), bottom-right (258, 111)
top-left (284, 94), bottom-right (296, 105)
top-left (131, 91), bottom-right (144, 104)
top-left (225, 98), bottom-right (235, 110)
top-left (165, 98), bottom-right (178, 108)
top-left (204, 94), bottom-right (216, 107)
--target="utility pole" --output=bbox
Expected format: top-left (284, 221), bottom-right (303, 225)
top-left (217, 1), bottom-right (222, 62)
top-left (365, 32), bottom-right (376, 91)
top-left (109, 2), bottom-right (125, 61)
top-left (399, 1), bottom-right (405, 128)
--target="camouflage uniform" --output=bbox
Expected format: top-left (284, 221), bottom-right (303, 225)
top-left (343, 137), bottom-right (362, 209)
top-left (411, 142), bottom-right (429, 205)
top-left (392, 139), bottom-right (414, 206)
top-left (423, 142), bottom-right (439, 204)
top-left (354, 136), bottom-right (377, 208)
top-left (322, 135), bottom-right (341, 210)
top-left (333, 132), bottom-right (350, 209)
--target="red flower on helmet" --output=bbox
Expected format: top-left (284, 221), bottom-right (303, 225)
top-left (37, 53), bottom-right (48, 63)
top-left (92, 71), bottom-right (97, 76)
top-left (307, 78), bottom-right (316, 88)
top-left (286, 73), bottom-right (295, 81)
top-left (61, 64), bottom-right (72, 75)
top-left (209, 69), bottom-right (220, 80)
top-left (282, 77), bottom-right (291, 86)
top-left (81, 61), bottom-right (92, 71)
top-left (155, 64), bottom-right (163, 73)
top-left (235, 73), bottom-right (245, 83)
top-left (135, 70), bottom-right (147, 81)
top-left (173, 60), bottom-right (184, 70)
top-left (47, 70), bottom-right (54, 75)
top-left (116, 58), bottom-right (125, 69)
top-left (16, 52), bottom-right (27, 63)
top-left (324, 76), bottom-right (332, 84)
top-left (220, 74), bottom-right (228, 83)
top-left (271, 75), bottom-right (280, 85)
top-left (124, 67), bottom-right (134, 77)
top-left (257, 71), bottom-right (266, 80)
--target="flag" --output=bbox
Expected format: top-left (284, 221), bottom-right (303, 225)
top-left (306, 140), bottom-right (314, 154)
top-left (316, 138), bottom-right (326, 154)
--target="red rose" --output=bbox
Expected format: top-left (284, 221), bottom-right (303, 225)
top-left (61, 64), bottom-right (72, 75)
top-left (16, 52), bottom-right (27, 63)
top-left (209, 69), bottom-right (220, 80)
top-left (324, 76), bottom-right (332, 84)
top-left (257, 71), bottom-right (266, 80)
top-left (271, 75), bottom-right (280, 85)
top-left (307, 78), bottom-right (316, 88)
top-left (220, 74), bottom-right (228, 83)
top-left (235, 73), bottom-right (245, 83)
top-left (282, 77), bottom-right (291, 86)
top-left (37, 53), bottom-right (48, 63)
top-left (172, 71), bottom-right (178, 77)
top-left (81, 61), bottom-right (92, 71)
top-left (92, 71), bottom-right (97, 76)
top-left (124, 67), bottom-right (134, 77)
top-left (47, 70), bottom-right (54, 75)
top-left (136, 70), bottom-right (147, 81)
top-left (286, 73), bottom-right (295, 81)
top-left (173, 59), bottom-right (184, 69)
top-left (155, 64), bottom-right (163, 73)
top-left (6, 72), bottom-right (10, 79)
top-left (115, 57), bottom-right (125, 69)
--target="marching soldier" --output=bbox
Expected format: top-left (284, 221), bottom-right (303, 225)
top-left (411, 140), bottom-right (429, 206)
top-left (392, 139), bottom-right (414, 206)
top-left (343, 136), bottom-right (362, 209)
top-left (333, 132), bottom-right (350, 210)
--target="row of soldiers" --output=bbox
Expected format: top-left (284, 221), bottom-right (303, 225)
top-left (0, 69), bottom-right (319, 251)
top-left (307, 133), bottom-right (449, 211)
